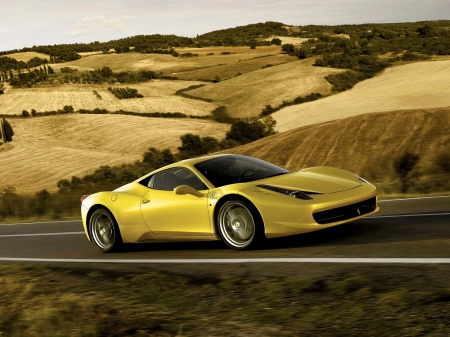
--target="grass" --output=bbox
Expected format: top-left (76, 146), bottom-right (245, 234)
top-left (5, 51), bottom-right (50, 62)
top-left (272, 59), bottom-right (450, 132)
top-left (174, 54), bottom-right (297, 81)
top-left (1, 265), bottom-right (450, 336)
top-left (186, 58), bottom-right (343, 118)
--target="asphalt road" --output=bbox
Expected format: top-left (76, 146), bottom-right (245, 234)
top-left (1, 196), bottom-right (449, 278)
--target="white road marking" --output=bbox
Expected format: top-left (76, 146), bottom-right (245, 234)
top-left (0, 257), bottom-right (450, 264)
top-left (367, 212), bottom-right (450, 219)
top-left (0, 232), bottom-right (85, 238)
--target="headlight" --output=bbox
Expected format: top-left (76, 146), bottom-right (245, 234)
top-left (356, 175), bottom-right (370, 184)
top-left (257, 184), bottom-right (313, 200)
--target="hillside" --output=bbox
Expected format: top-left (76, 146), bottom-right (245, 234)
top-left (186, 58), bottom-right (344, 118)
top-left (4, 52), bottom-right (50, 62)
top-left (0, 115), bottom-right (229, 193)
top-left (226, 107), bottom-right (450, 174)
top-left (49, 46), bottom-right (281, 74)
top-left (0, 81), bottom-right (217, 116)
top-left (174, 53), bottom-right (297, 81)
top-left (272, 59), bottom-right (450, 132)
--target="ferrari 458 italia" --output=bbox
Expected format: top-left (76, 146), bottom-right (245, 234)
top-left (81, 154), bottom-right (378, 252)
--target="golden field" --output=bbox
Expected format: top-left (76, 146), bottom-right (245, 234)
top-left (0, 81), bottom-right (217, 116)
top-left (0, 115), bottom-right (229, 193)
top-left (5, 52), bottom-right (50, 62)
top-left (49, 46), bottom-right (281, 74)
top-left (173, 54), bottom-right (297, 81)
top-left (272, 59), bottom-right (450, 132)
top-left (227, 107), bottom-right (450, 174)
top-left (186, 58), bottom-right (344, 118)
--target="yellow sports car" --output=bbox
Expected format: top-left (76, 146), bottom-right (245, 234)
top-left (81, 154), bottom-right (378, 252)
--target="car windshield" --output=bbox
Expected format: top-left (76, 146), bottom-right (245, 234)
top-left (194, 155), bottom-right (290, 187)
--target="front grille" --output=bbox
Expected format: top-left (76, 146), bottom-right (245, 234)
top-left (313, 197), bottom-right (376, 224)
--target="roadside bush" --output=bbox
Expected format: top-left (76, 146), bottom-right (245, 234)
top-left (394, 152), bottom-right (420, 193)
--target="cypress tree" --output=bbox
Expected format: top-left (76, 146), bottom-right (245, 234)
top-left (2, 118), bottom-right (14, 142)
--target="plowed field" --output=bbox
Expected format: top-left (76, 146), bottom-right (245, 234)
top-left (0, 115), bottom-right (229, 192)
top-left (0, 82), bottom-right (217, 116)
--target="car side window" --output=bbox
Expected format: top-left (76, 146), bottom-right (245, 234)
top-left (152, 167), bottom-right (207, 191)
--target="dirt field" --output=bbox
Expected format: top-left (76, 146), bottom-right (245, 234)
top-left (225, 107), bottom-right (450, 174)
top-left (50, 47), bottom-right (281, 74)
top-left (0, 81), bottom-right (217, 116)
top-left (272, 59), bottom-right (450, 132)
top-left (186, 58), bottom-right (344, 118)
top-left (5, 52), bottom-right (50, 62)
top-left (0, 115), bottom-right (230, 192)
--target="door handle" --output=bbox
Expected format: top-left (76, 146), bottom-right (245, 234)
top-left (142, 199), bottom-right (150, 204)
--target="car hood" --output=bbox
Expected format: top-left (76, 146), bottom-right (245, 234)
top-left (256, 167), bottom-right (362, 194)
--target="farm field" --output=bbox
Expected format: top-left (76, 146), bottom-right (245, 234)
top-left (50, 46), bottom-right (282, 74)
top-left (226, 107), bottom-right (450, 174)
top-left (186, 58), bottom-right (344, 118)
top-left (5, 51), bottom-right (50, 62)
top-left (0, 115), bottom-right (230, 193)
top-left (0, 81), bottom-right (217, 116)
top-left (272, 59), bottom-right (450, 132)
top-left (174, 54), bottom-right (297, 81)
top-left (262, 36), bottom-right (309, 44)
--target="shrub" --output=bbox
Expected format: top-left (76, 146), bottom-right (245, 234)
top-left (394, 152), bottom-right (420, 193)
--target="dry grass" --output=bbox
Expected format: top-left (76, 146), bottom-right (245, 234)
top-left (225, 107), bottom-right (450, 174)
top-left (50, 48), bottom-right (281, 74)
top-left (186, 58), bottom-right (344, 118)
top-left (262, 36), bottom-right (309, 44)
top-left (273, 59), bottom-right (450, 132)
top-left (5, 52), bottom-right (50, 62)
top-left (174, 54), bottom-right (297, 81)
top-left (0, 115), bottom-right (229, 192)
top-left (0, 82), bottom-right (217, 116)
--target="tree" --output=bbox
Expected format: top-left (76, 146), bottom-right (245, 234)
top-left (22, 110), bottom-right (30, 117)
top-left (281, 44), bottom-right (295, 54)
top-left (271, 38), bottom-right (282, 45)
top-left (47, 65), bottom-right (54, 74)
top-left (2, 118), bottom-right (14, 142)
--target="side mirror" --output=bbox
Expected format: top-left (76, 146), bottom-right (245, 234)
top-left (174, 185), bottom-right (203, 198)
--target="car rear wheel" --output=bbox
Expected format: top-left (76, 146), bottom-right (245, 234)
top-left (217, 200), bottom-right (263, 250)
top-left (90, 208), bottom-right (122, 253)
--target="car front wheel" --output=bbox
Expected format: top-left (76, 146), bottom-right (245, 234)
top-left (217, 200), bottom-right (263, 250)
top-left (90, 208), bottom-right (122, 253)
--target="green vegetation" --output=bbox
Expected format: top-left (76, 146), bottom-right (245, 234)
top-left (108, 87), bottom-right (144, 99)
top-left (260, 93), bottom-right (324, 116)
top-left (92, 90), bottom-right (102, 99)
top-left (0, 118), bottom-right (14, 142)
top-left (1, 265), bottom-right (450, 336)
top-left (60, 66), bottom-right (78, 73)
top-left (175, 84), bottom-right (213, 102)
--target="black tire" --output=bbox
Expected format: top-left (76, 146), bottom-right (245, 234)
top-left (89, 208), bottom-right (122, 253)
top-left (217, 199), bottom-right (264, 250)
